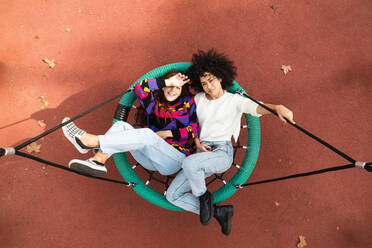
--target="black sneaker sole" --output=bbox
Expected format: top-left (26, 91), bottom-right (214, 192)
top-left (69, 160), bottom-right (107, 177)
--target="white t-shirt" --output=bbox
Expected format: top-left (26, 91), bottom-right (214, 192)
top-left (194, 91), bottom-right (262, 142)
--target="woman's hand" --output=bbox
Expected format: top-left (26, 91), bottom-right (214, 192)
top-left (156, 130), bottom-right (173, 139)
top-left (275, 105), bottom-right (295, 124)
top-left (164, 73), bottom-right (190, 87)
top-left (194, 137), bottom-right (211, 152)
top-left (196, 143), bottom-right (212, 152)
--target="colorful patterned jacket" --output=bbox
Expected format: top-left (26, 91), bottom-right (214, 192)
top-left (134, 78), bottom-right (199, 156)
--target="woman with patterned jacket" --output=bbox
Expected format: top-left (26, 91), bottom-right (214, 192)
top-left (61, 71), bottom-right (199, 177)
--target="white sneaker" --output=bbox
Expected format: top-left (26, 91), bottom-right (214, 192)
top-left (62, 117), bottom-right (90, 154)
top-left (69, 158), bottom-right (107, 177)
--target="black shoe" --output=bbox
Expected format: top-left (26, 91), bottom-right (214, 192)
top-left (214, 205), bottom-right (234, 235)
top-left (69, 158), bottom-right (107, 177)
top-left (199, 191), bottom-right (214, 226)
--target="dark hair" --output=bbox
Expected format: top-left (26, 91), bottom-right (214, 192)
top-left (135, 70), bottom-right (189, 125)
top-left (186, 49), bottom-right (237, 92)
top-left (153, 70), bottom-right (189, 117)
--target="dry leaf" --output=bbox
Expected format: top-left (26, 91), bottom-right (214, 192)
top-left (275, 201), bottom-right (280, 206)
top-left (42, 58), bottom-right (55, 68)
top-left (40, 99), bottom-right (49, 109)
top-left (39, 96), bottom-right (49, 109)
top-left (281, 65), bottom-right (292, 75)
top-left (297, 235), bottom-right (307, 248)
top-left (38, 120), bottom-right (46, 128)
top-left (26, 142), bottom-right (41, 153)
top-left (34, 35), bottom-right (40, 39)
top-left (65, 28), bottom-right (71, 32)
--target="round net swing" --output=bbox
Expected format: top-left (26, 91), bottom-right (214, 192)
top-left (113, 62), bottom-right (261, 211)
top-left (1, 63), bottom-right (369, 212)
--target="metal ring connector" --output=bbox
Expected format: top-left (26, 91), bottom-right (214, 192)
top-left (0, 147), bottom-right (15, 157)
top-left (127, 182), bottom-right (137, 188)
top-left (355, 161), bottom-right (366, 169)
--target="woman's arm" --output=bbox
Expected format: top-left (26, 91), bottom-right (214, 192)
top-left (134, 73), bottom-right (190, 115)
top-left (194, 137), bottom-right (211, 152)
top-left (170, 98), bottom-right (199, 140)
top-left (257, 104), bottom-right (295, 124)
top-left (156, 98), bottom-right (199, 140)
top-left (134, 78), bottom-right (164, 114)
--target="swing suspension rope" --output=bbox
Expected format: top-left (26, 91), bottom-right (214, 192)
top-left (0, 88), bottom-right (370, 191)
top-left (0, 88), bottom-right (136, 188)
top-left (233, 89), bottom-right (371, 189)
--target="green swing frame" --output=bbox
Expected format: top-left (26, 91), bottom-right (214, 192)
top-left (113, 62), bottom-right (261, 211)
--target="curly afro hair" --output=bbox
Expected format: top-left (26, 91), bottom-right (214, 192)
top-left (186, 49), bottom-right (237, 92)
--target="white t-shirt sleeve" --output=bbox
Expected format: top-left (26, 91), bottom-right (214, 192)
top-left (235, 94), bottom-right (262, 117)
top-left (194, 92), bottom-right (203, 105)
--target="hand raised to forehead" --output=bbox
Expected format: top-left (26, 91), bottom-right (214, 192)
top-left (164, 73), bottom-right (190, 87)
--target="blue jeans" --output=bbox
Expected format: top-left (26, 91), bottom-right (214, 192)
top-left (166, 141), bottom-right (233, 214)
top-left (97, 121), bottom-right (185, 175)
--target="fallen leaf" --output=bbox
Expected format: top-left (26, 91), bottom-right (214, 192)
top-left (270, 4), bottom-right (278, 10)
top-left (65, 28), bottom-right (71, 32)
top-left (297, 235), bottom-right (307, 248)
top-left (26, 142), bottom-right (41, 153)
top-left (42, 58), bottom-right (55, 68)
top-left (38, 120), bottom-right (46, 128)
top-left (40, 99), bottom-right (49, 109)
top-left (34, 35), bottom-right (40, 39)
top-left (281, 65), bottom-right (292, 75)
top-left (275, 201), bottom-right (280, 206)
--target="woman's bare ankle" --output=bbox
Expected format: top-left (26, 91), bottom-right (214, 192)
top-left (81, 133), bottom-right (99, 147)
top-left (93, 152), bottom-right (108, 164)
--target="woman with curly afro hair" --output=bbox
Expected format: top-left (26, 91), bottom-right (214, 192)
top-left (166, 49), bottom-right (295, 235)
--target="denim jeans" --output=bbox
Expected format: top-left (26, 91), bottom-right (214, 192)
top-left (166, 141), bottom-right (233, 214)
top-left (97, 121), bottom-right (185, 175)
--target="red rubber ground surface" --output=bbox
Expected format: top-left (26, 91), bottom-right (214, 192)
top-left (1, 1), bottom-right (371, 247)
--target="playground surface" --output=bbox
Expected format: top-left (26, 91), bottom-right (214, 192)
top-left (0, 0), bottom-right (371, 247)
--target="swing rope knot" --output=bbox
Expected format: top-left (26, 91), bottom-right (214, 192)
top-left (0, 147), bottom-right (16, 157)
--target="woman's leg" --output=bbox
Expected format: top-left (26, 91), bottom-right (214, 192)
top-left (182, 141), bottom-right (233, 197)
top-left (98, 121), bottom-right (185, 175)
top-left (166, 170), bottom-right (203, 214)
top-left (166, 142), bottom-right (233, 213)
top-left (68, 121), bottom-right (185, 176)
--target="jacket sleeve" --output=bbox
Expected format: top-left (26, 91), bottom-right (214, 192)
top-left (171, 98), bottom-right (199, 140)
top-left (134, 78), bottom-right (166, 114)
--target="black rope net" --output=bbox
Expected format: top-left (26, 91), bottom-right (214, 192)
top-left (118, 101), bottom-right (249, 195)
